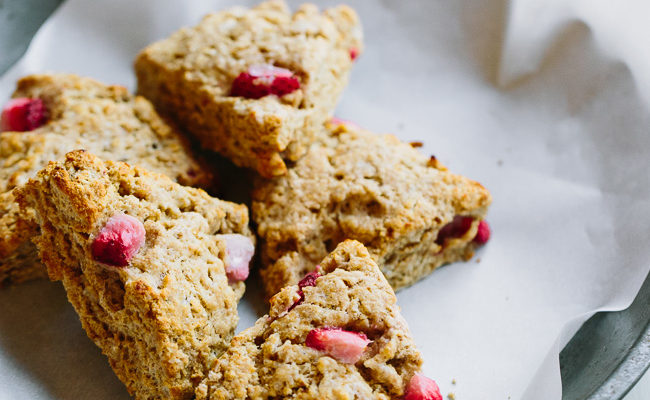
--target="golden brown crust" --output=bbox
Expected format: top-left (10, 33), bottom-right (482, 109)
top-left (16, 150), bottom-right (252, 399)
top-left (0, 73), bottom-right (213, 286)
top-left (196, 240), bottom-right (422, 400)
top-left (253, 121), bottom-right (492, 298)
top-left (135, 0), bottom-right (363, 177)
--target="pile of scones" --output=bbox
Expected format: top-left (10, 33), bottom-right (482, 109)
top-left (0, 1), bottom-right (491, 399)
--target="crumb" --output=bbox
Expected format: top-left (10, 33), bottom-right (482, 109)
top-left (447, 393), bottom-right (456, 400)
top-left (427, 154), bottom-right (438, 168)
top-left (409, 141), bottom-right (423, 148)
top-left (475, 258), bottom-right (481, 263)
top-left (497, 159), bottom-right (503, 166)
top-left (452, 379), bottom-right (456, 385)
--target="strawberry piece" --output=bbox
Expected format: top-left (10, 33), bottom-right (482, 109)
top-left (436, 216), bottom-right (491, 247)
top-left (435, 215), bottom-right (473, 245)
top-left (329, 117), bottom-right (361, 130)
top-left (330, 117), bottom-right (348, 126)
top-left (231, 64), bottom-right (300, 99)
top-left (404, 374), bottom-right (442, 400)
top-left (289, 269), bottom-right (321, 311)
top-left (349, 47), bottom-right (360, 61)
top-left (474, 220), bottom-right (491, 244)
top-left (1, 97), bottom-right (47, 132)
top-left (298, 270), bottom-right (321, 289)
top-left (305, 327), bottom-right (371, 364)
top-left (218, 234), bottom-right (255, 282)
top-left (91, 213), bottom-right (146, 267)
top-left (231, 73), bottom-right (270, 99)
top-left (269, 76), bottom-right (300, 96)
top-left (247, 64), bottom-right (293, 79)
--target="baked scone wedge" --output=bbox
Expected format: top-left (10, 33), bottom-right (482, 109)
top-left (16, 150), bottom-right (254, 400)
top-left (196, 240), bottom-right (442, 400)
top-left (135, 0), bottom-right (362, 177)
top-left (253, 120), bottom-right (492, 298)
top-left (0, 73), bottom-right (212, 286)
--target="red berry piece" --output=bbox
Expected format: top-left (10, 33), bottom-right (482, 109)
top-left (298, 269), bottom-right (321, 289)
top-left (474, 220), bottom-right (491, 244)
top-left (218, 234), bottom-right (255, 282)
top-left (1, 97), bottom-right (47, 132)
top-left (231, 64), bottom-right (300, 99)
top-left (349, 47), bottom-right (360, 61)
top-left (404, 374), bottom-right (442, 400)
top-left (231, 73), bottom-right (270, 99)
top-left (91, 213), bottom-right (145, 267)
top-left (329, 117), bottom-right (360, 130)
top-left (247, 64), bottom-right (293, 79)
top-left (289, 269), bottom-right (322, 311)
top-left (269, 75), bottom-right (300, 96)
top-left (435, 215), bottom-right (473, 245)
top-left (305, 327), bottom-right (371, 364)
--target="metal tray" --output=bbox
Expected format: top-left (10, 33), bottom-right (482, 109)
top-left (1, 0), bottom-right (649, 398)
top-left (560, 272), bottom-right (650, 399)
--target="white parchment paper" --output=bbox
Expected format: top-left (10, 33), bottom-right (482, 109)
top-left (1, 1), bottom-right (650, 399)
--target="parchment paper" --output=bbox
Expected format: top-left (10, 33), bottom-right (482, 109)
top-left (1, 1), bottom-right (649, 399)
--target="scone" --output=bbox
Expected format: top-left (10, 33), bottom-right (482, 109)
top-left (196, 240), bottom-right (442, 400)
top-left (135, 0), bottom-right (362, 177)
top-left (16, 150), bottom-right (253, 400)
top-left (253, 120), bottom-right (492, 298)
top-left (0, 73), bottom-right (212, 286)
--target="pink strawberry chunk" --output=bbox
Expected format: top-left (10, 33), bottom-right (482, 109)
top-left (218, 234), bottom-right (255, 282)
top-left (349, 47), bottom-right (360, 61)
top-left (1, 97), bottom-right (47, 132)
top-left (329, 117), bottom-right (360, 130)
top-left (298, 269), bottom-right (321, 289)
top-left (474, 220), bottom-right (491, 244)
top-left (404, 374), bottom-right (442, 400)
top-left (436, 216), bottom-right (491, 246)
top-left (269, 76), bottom-right (300, 96)
top-left (247, 64), bottom-right (293, 79)
top-left (91, 213), bottom-right (145, 267)
top-left (230, 73), bottom-right (267, 99)
top-left (289, 269), bottom-right (322, 311)
top-left (305, 327), bottom-right (371, 364)
top-left (435, 215), bottom-right (473, 245)
top-left (231, 64), bottom-right (300, 99)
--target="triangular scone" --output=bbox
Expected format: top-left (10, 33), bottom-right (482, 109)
top-left (196, 240), bottom-right (423, 400)
top-left (135, 0), bottom-right (362, 177)
top-left (0, 73), bottom-right (212, 286)
top-left (16, 151), bottom-right (253, 400)
top-left (253, 121), bottom-right (492, 298)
